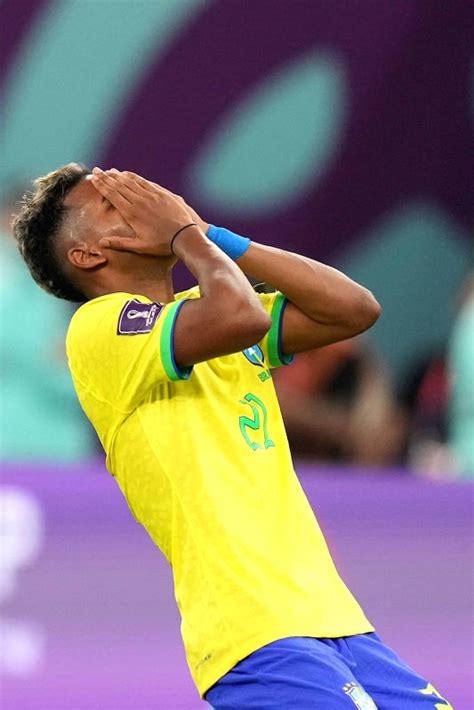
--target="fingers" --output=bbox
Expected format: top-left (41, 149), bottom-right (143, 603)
top-left (91, 168), bottom-right (131, 212)
top-left (91, 167), bottom-right (191, 222)
top-left (111, 169), bottom-right (159, 194)
top-left (90, 168), bottom-right (136, 213)
top-left (106, 168), bottom-right (179, 202)
top-left (106, 168), bottom-right (156, 197)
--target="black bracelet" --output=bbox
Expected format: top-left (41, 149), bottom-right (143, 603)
top-left (170, 223), bottom-right (198, 254)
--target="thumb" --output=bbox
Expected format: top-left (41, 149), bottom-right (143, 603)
top-left (99, 236), bottom-right (140, 252)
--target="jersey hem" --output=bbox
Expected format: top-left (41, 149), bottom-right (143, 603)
top-left (197, 619), bottom-right (375, 698)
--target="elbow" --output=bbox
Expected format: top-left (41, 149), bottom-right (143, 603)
top-left (238, 307), bottom-right (272, 348)
top-left (224, 299), bottom-right (272, 350)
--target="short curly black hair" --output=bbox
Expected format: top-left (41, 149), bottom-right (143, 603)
top-left (13, 162), bottom-right (90, 302)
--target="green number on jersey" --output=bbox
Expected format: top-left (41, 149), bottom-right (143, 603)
top-left (239, 393), bottom-right (275, 451)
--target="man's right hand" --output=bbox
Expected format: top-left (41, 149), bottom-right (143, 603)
top-left (90, 168), bottom-right (196, 256)
top-left (91, 167), bottom-right (271, 368)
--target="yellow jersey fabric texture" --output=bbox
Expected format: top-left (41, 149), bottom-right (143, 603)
top-left (66, 286), bottom-right (373, 697)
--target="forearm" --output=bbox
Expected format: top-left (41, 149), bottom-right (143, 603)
top-left (173, 226), bottom-right (269, 325)
top-left (236, 242), bottom-right (380, 330)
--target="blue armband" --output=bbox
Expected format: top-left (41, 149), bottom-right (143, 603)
top-left (206, 225), bottom-right (251, 260)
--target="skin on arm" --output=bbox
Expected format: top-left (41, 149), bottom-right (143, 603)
top-left (145, 179), bottom-right (381, 352)
top-left (90, 170), bottom-right (271, 367)
top-left (236, 243), bottom-right (381, 354)
top-left (171, 227), bottom-right (272, 366)
top-left (91, 168), bottom-right (380, 359)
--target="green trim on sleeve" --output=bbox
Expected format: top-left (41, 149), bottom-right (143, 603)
top-left (267, 294), bottom-right (294, 368)
top-left (160, 300), bottom-right (193, 381)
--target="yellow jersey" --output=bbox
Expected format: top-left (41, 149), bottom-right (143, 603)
top-left (66, 286), bottom-right (373, 697)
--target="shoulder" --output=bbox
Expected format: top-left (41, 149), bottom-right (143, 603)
top-left (68, 292), bottom-right (129, 335)
top-left (66, 292), bottom-right (148, 358)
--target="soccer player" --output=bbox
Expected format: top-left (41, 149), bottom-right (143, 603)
top-left (14, 165), bottom-right (452, 709)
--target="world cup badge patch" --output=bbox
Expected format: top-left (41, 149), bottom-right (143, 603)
top-left (117, 299), bottom-right (163, 335)
top-left (343, 682), bottom-right (378, 709)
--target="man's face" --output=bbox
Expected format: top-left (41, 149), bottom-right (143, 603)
top-left (61, 175), bottom-right (172, 294)
top-left (64, 176), bottom-right (134, 247)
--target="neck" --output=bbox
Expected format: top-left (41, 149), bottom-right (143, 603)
top-left (85, 258), bottom-right (177, 304)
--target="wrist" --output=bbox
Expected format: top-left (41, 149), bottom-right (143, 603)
top-left (206, 225), bottom-right (251, 260)
top-left (171, 224), bottom-right (207, 257)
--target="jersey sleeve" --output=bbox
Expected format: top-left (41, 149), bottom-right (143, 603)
top-left (66, 293), bottom-right (192, 411)
top-left (256, 290), bottom-right (294, 369)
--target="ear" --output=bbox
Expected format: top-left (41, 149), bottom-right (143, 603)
top-left (67, 242), bottom-right (107, 271)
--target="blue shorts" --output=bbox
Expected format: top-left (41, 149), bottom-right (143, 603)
top-left (205, 633), bottom-right (452, 709)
